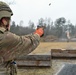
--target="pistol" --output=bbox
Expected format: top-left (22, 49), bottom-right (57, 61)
top-left (37, 25), bottom-right (46, 29)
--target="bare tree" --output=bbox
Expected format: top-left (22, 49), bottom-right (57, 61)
top-left (19, 20), bottom-right (24, 26)
top-left (1, 0), bottom-right (16, 5)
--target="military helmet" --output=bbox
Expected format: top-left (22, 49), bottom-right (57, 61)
top-left (0, 1), bottom-right (13, 20)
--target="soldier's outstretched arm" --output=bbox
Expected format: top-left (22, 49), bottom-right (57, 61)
top-left (0, 27), bottom-right (44, 62)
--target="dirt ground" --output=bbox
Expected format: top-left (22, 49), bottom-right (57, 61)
top-left (17, 42), bottom-right (76, 75)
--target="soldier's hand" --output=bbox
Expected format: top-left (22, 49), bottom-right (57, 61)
top-left (34, 27), bottom-right (44, 37)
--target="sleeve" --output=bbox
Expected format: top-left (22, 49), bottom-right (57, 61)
top-left (0, 32), bottom-right (40, 61)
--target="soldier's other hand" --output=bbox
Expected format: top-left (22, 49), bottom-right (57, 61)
top-left (34, 28), bottom-right (44, 37)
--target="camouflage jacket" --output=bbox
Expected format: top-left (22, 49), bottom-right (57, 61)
top-left (0, 27), bottom-right (40, 63)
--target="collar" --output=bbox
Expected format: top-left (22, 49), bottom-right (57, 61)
top-left (0, 27), bottom-right (6, 33)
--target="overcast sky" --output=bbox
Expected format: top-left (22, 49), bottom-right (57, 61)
top-left (1, 0), bottom-right (76, 26)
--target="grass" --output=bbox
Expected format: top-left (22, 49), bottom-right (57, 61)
top-left (31, 42), bottom-right (76, 54)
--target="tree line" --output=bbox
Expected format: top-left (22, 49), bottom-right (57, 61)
top-left (10, 17), bottom-right (76, 38)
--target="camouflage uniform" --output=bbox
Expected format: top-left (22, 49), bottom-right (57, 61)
top-left (0, 1), bottom-right (40, 75)
top-left (0, 27), bottom-right (40, 64)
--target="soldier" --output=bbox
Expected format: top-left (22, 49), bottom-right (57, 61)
top-left (0, 1), bottom-right (44, 75)
top-left (66, 30), bottom-right (70, 42)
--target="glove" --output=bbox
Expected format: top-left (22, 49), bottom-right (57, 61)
top-left (34, 28), bottom-right (44, 37)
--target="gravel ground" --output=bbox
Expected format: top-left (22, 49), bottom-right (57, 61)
top-left (55, 63), bottom-right (76, 75)
top-left (17, 59), bottom-right (76, 75)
